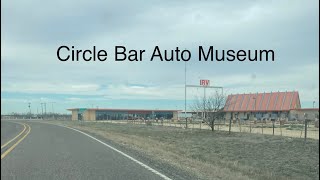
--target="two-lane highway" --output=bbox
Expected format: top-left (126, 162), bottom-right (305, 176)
top-left (1, 121), bottom-right (25, 148)
top-left (1, 121), bottom-right (31, 160)
top-left (1, 120), bottom-right (170, 180)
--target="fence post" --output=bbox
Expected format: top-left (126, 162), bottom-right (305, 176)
top-left (261, 121), bottom-right (264, 134)
top-left (200, 121), bottom-right (201, 130)
top-left (280, 121), bottom-right (282, 136)
top-left (272, 120), bottom-right (275, 135)
top-left (229, 118), bottom-right (232, 134)
top-left (304, 119), bottom-right (308, 144)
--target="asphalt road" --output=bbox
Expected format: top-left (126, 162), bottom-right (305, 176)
top-left (1, 120), bottom-right (169, 180)
top-left (1, 121), bottom-right (24, 147)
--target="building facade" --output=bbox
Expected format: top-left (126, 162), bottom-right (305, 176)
top-left (68, 108), bottom-right (180, 121)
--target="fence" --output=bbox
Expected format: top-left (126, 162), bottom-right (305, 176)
top-left (91, 118), bottom-right (319, 140)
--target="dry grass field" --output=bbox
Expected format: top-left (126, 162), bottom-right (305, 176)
top-left (98, 119), bottom-right (319, 140)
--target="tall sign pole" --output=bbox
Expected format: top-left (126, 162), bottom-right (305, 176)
top-left (185, 61), bottom-right (188, 128)
top-left (200, 80), bottom-right (210, 119)
top-left (186, 81), bottom-right (223, 121)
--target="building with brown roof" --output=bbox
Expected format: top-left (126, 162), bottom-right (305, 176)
top-left (223, 91), bottom-right (318, 121)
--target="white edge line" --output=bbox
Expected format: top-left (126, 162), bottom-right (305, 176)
top-left (39, 122), bottom-right (172, 180)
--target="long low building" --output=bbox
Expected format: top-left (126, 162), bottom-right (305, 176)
top-left (67, 108), bottom-right (181, 121)
top-left (224, 91), bottom-right (319, 121)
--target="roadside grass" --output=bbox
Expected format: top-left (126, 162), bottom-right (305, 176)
top-left (51, 120), bottom-right (319, 180)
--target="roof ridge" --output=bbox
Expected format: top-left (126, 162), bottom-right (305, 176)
top-left (227, 91), bottom-right (298, 96)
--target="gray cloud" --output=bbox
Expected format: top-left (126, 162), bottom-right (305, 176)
top-left (1, 0), bottom-right (319, 113)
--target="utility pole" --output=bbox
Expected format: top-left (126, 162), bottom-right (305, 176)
top-left (49, 102), bottom-right (56, 114)
top-left (28, 102), bottom-right (31, 114)
top-left (49, 102), bottom-right (56, 119)
top-left (40, 103), bottom-right (44, 119)
top-left (28, 102), bottom-right (31, 119)
top-left (44, 103), bottom-right (46, 115)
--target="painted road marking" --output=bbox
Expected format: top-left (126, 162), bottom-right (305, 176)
top-left (1, 123), bottom-right (31, 160)
top-left (1, 122), bottom-right (26, 149)
top-left (40, 122), bottom-right (172, 180)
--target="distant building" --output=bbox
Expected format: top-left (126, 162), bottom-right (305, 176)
top-left (290, 108), bottom-right (319, 121)
top-left (223, 91), bottom-right (318, 121)
top-left (67, 108), bottom-right (180, 121)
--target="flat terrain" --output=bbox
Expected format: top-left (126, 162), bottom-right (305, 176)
top-left (102, 120), bottom-right (319, 140)
top-left (50, 120), bottom-right (319, 180)
top-left (1, 120), bottom-right (182, 180)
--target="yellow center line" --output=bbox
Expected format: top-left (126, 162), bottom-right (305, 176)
top-left (1, 122), bottom-right (27, 149)
top-left (1, 123), bottom-right (31, 160)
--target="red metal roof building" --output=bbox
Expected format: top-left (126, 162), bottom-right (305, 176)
top-left (224, 91), bottom-right (301, 112)
top-left (222, 91), bottom-right (317, 121)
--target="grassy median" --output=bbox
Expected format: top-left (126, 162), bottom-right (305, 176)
top-left (50, 120), bottom-right (319, 180)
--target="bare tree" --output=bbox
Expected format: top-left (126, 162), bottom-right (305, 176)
top-left (191, 91), bottom-right (226, 131)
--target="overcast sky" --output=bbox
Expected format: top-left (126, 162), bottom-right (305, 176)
top-left (1, 0), bottom-right (319, 114)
